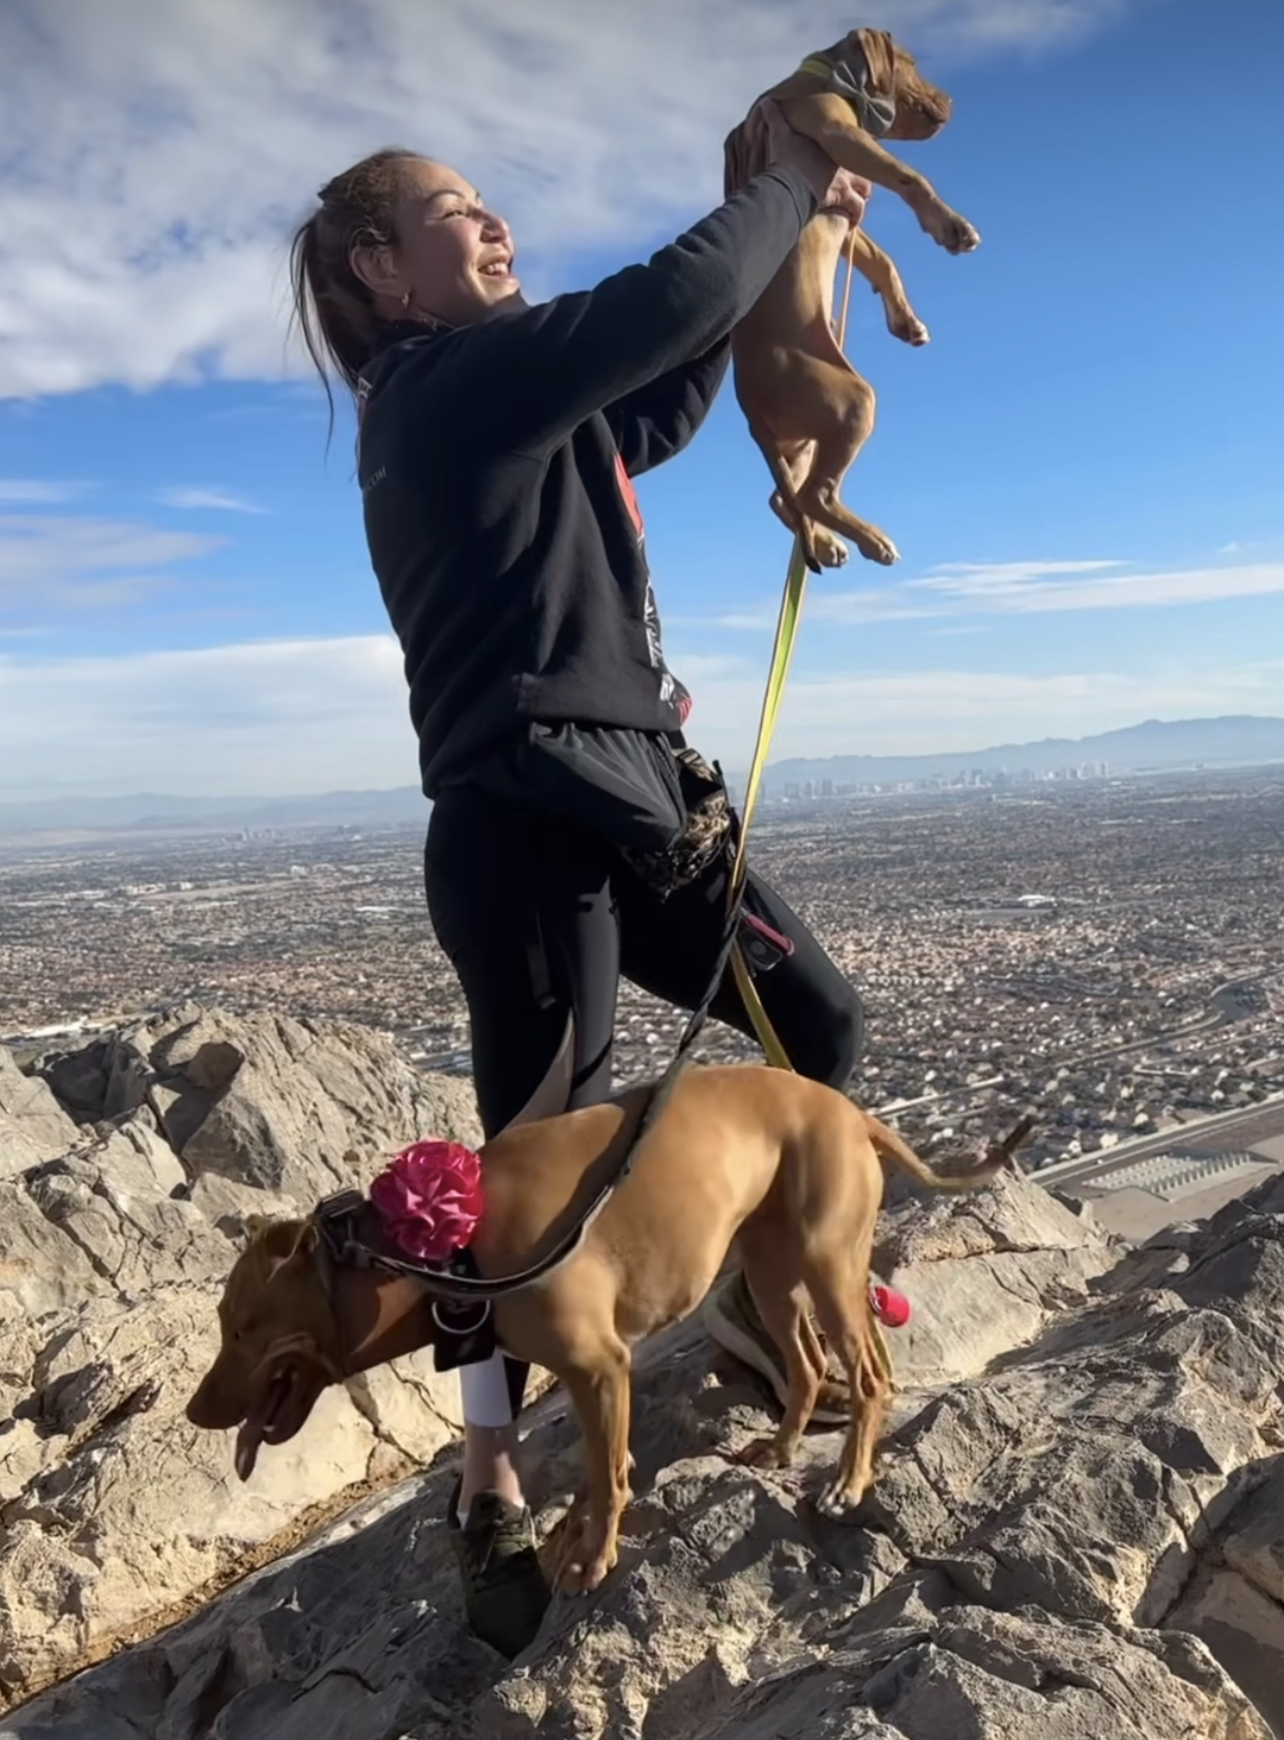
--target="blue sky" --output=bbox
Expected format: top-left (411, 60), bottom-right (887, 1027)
top-left (1, 0), bottom-right (1281, 799)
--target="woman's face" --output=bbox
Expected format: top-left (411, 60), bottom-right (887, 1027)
top-left (375, 158), bottom-right (523, 327)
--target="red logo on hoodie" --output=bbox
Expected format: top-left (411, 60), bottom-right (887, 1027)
top-left (614, 451), bottom-right (644, 543)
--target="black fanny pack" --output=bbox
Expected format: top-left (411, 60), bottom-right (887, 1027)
top-left (520, 721), bottom-right (689, 853)
top-left (467, 721), bottom-right (687, 856)
top-left (460, 723), bottom-right (738, 898)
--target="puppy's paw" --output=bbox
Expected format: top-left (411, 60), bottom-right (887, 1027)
top-left (548, 1501), bottom-right (588, 1585)
top-left (942, 215), bottom-right (981, 255)
top-left (814, 528), bottom-right (849, 568)
top-left (553, 1559), bottom-right (589, 1596)
top-left (920, 202), bottom-right (981, 256)
top-left (737, 1434), bottom-right (799, 1471)
top-left (554, 1540), bottom-right (617, 1595)
top-left (584, 1546), bottom-right (617, 1590)
top-left (851, 524), bottom-right (900, 567)
top-left (885, 301), bottom-right (930, 347)
top-left (815, 1479), bottom-right (866, 1519)
top-left (551, 1528), bottom-right (592, 1596)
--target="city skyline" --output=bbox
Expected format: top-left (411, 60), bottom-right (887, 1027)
top-left (2, 711), bottom-right (1283, 832)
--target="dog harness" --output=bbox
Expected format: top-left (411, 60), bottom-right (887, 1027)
top-left (312, 1183), bottom-right (914, 1378)
top-left (797, 42), bottom-right (897, 140)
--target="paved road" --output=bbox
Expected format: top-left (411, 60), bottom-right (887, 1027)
top-left (1052, 974), bottom-right (1268, 1070)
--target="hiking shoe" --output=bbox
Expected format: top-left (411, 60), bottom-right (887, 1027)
top-left (447, 1481), bottom-right (551, 1659)
top-left (703, 1269), bottom-right (849, 1426)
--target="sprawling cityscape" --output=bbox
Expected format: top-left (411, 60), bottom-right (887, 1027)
top-left (3, 768), bottom-right (1282, 1177)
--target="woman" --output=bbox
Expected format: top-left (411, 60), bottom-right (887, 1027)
top-left (289, 109), bottom-right (868, 1657)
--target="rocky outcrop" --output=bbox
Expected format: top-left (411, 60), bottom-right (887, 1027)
top-left (0, 1049), bottom-right (79, 1177)
top-left (0, 1007), bottom-right (481, 1707)
top-left (6, 1280), bottom-right (1276, 1739)
top-left (6, 1010), bottom-right (1284, 1737)
top-left (874, 1155), bottom-right (1117, 1384)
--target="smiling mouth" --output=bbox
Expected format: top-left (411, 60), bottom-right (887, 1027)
top-left (480, 259), bottom-right (515, 280)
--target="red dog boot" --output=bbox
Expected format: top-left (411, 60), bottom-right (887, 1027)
top-left (869, 1284), bottom-right (911, 1328)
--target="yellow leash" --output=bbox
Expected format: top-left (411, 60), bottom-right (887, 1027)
top-left (727, 227), bottom-right (858, 1067)
top-left (723, 233), bottom-right (893, 1382)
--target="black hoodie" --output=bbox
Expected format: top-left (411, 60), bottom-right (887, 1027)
top-left (356, 164), bottom-right (817, 798)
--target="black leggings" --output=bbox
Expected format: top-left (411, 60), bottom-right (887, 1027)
top-left (424, 784), bottom-right (865, 1139)
top-left (424, 784), bottom-right (865, 1425)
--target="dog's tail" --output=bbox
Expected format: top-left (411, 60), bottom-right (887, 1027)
top-left (864, 1112), bottom-right (1033, 1193)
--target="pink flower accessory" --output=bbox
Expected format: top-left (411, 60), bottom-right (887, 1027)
top-left (870, 1284), bottom-right (911, 1329)
top-left (369, 1139), bottom-right (484, 1264)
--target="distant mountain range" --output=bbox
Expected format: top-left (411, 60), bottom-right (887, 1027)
top-left (2, 715), bottom-right (1282, 839)
top-left (763, 714), bottom-right (1284, 791)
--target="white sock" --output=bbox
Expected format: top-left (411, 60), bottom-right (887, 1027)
top-left (460, 1352), bottom-right (518, 1430)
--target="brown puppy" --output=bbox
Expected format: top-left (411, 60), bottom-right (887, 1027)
top-left (725, 28), bottom-right (980, 571)
top-left (187, 1064), bottom-right (1008, 1596)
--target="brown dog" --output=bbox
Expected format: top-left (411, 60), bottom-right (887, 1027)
top-left (725, 28), bottom-right (981, 571)
top-left (186, 1064), bottom-right (1009, 1596)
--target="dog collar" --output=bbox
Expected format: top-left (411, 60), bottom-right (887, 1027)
top-left (798, 46), bottom-right (897, 139)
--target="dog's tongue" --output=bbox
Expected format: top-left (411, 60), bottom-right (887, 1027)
top-left (234, 1378), bottom-right (283, 1481)
top-left (234, 1416), bottom-right (264, 1482)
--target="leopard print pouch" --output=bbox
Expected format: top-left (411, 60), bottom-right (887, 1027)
top-left (618, 746), bottom-right (734, 898)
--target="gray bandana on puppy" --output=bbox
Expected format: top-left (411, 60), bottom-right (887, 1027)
top-left (799, 41), bottom-right (897, 139)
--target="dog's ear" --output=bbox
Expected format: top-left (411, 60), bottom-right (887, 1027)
top-left (852, 28), bottom-right (898, 98)
top-left (263, 1218), bottom-right (319, 1283)
top-left (244, 1213), bottom-right (273, 1243)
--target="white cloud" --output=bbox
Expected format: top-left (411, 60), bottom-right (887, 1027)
top-left (673, 652), bottom-right (1284, 766)
top-left (1, 0), bottom-right (1135, 399)
top-left (0, 510), bottom-right (225, 612)
top-left (912, 558), bottom-right (1284, 614)
top-left (0, 630), bottom-right (1277, 798)
top-left (158, 488), bottom-right (267, 514)
top-left (0, 479), bottom-right (90, 504)
top-left (704, 557), bottom-right (1284, 629)
top-left (922, 557), bottom-right (1125, 588)
top-left (0, 636), bottom-right (416, 799)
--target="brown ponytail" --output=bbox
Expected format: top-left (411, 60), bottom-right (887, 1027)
top-left (287, 147), bottom-right (421, 433)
